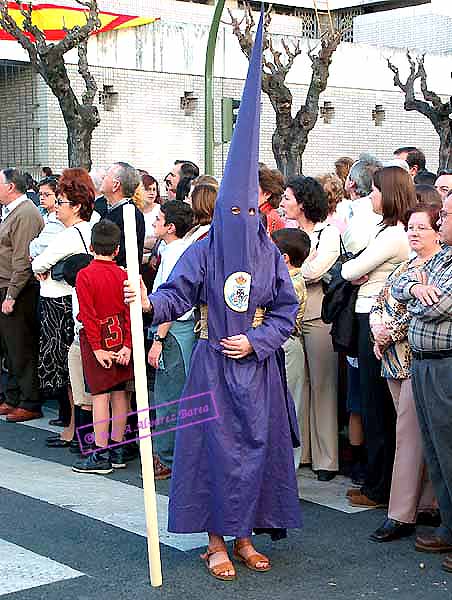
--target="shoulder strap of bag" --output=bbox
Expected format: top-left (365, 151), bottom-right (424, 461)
top-left (73, 226), bottom-right (89, 254)
top-left (315, 223), bottom-right (330, 251)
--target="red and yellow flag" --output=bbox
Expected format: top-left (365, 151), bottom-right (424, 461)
top-left (0, 2), bottom-right (158, 41)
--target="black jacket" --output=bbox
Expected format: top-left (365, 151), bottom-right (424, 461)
top-left (106, 199), bottom-right (145, 269)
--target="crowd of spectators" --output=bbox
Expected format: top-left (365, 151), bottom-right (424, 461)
top-left (0, 146), bottom-right (451, 573)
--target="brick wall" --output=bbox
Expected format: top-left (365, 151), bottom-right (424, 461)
top-left (354, 11), bottom-right (452, 54)
top-left (41, 64), bottom-right (439, 187)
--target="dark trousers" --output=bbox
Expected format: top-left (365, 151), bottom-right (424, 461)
top-left (412, 357), bottom-right (452, 541)
top-left (153, 332), bottom-right (186, 469)
top-left (357, 313), bottom-right (396, 503)
top-left (0, 283), bottom-right (41, 411)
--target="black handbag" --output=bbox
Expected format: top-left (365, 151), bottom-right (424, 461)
top-left (50, 226), bottom-right (93, 286)
top-left (321, 237), bottom-right (354, 293)
top-left (321, 237), bottom-right (364, 356)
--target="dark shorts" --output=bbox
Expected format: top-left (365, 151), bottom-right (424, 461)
top-left (84, 377), bottom-right (127, 396)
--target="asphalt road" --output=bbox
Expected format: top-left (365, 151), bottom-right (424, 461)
top-left (0, 409), bottom-right (450, 600)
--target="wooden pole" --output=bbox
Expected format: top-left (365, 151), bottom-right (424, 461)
top-left (123, 203), bottom-right (163, 588)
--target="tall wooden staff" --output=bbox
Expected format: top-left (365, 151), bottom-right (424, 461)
top-left (124, 204), bottom-right (163, 587)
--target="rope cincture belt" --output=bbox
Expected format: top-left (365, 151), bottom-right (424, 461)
top-left (195, 304), bottom-right (266, 340)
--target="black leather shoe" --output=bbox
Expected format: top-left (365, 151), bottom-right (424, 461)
top-left (370, 518), bottom-right (415, 542)
top-left (317, 470), bottom-right (337, 482)
top-left (417, 510), bottom-right (441, 528)
top-left (46, 438), bottom-right (71, 448)
top-left (48, 418), bottom-right (65, 427)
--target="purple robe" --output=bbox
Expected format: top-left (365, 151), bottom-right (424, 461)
top-left (150, 239), bottom-right (302, 537)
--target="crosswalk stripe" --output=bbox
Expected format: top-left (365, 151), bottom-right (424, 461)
top-left (2, 407), bottom-right (368, 516)
top-left (0, 447), bottom-right (208, 552)
top-left (0, 539), bottom-right (84, 596)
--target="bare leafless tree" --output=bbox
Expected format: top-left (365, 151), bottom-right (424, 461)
top-left (228, 4), bottom-right (341, 176)
top-left (0, 0), bottom-right (101, 170)
top-left (388, 52), bottom-right (452, 172)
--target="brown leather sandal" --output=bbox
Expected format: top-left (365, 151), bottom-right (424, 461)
top-left (200, 545), bottom-right (236, 581)
top-left (233, 540), bottom-right (271, 572)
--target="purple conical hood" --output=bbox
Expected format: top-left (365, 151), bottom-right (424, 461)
top-left (206, 8), bottom-right (274, 346)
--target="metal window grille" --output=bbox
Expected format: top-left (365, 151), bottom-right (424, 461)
top-left (336, 8), bottom-right (363, 42)
top-left (0, 61), bottom-right (40, 172)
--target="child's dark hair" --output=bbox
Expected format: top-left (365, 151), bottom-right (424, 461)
top-left (271, 228), bottom-right (311, 268)
top-left (161, 200), bottom-right (194, 238)
top-left (91, 219), bottom-right (121, 256)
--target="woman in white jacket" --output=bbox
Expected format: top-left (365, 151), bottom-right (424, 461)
top-left (32, 169), bottom-right (95, 447)
top-left (342, 166), bottom-right (417, 508)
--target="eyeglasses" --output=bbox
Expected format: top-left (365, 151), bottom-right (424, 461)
top-left (39, 192), bottom-right (55, 198)
top-left (438, 170), bottom-right (452, 176)
top-left (56, 198), bottom-right (71, 206)
top-left (407, 225), bottom-right (434, 232)
top-left (439, 210), bottom-right (452, 221)
top-left (436, 185), bottom-right (451, 194)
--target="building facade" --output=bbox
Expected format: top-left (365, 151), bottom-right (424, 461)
top-left (0, 0), bottom-right (446, 182)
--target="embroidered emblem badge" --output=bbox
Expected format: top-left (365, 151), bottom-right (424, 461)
top-left (224, 272), bottom-right (251, 313)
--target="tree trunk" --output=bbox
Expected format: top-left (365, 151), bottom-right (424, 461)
top-left (438, 119), bottom-right (452, 171)
top-left (265, 36), bottom-right (340, 177)
top-left (229, 7), bottom-right (340, 176)
top-left (65, 115), bottom-right (96, 170)
top-left (273, 131), bottom-right (307, 177)
top-left (272, 107), bottom-right (318, 177)
top-left (45, 58), bottom-right (100, 170)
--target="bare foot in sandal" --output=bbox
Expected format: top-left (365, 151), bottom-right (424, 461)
top-left (233, 537), bottom-right (271, 572)
top-left (200, 535), bottom-right (236, 581)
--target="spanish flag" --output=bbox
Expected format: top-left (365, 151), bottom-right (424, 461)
top-left (0, 2), bottom-right (158, 41)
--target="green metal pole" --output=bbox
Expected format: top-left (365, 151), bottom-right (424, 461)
top-left (204, 0), bottom-right (225, 175)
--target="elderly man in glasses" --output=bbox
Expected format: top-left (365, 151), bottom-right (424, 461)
top-left (434, 170), bottom-right (452, 202)
top-left (392, 191), bottom-right (452, 573)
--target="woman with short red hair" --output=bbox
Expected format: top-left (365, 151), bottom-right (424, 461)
top-left (32, 168), bottom-right (95, 448)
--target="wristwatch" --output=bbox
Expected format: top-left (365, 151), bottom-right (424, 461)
top-left (153, 333), bottom-right (166, 343)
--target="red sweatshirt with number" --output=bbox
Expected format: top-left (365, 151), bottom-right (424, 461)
top-left (76, 259), bottom-right (132, 352)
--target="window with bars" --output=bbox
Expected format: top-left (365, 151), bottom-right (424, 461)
top-left (0, 62), bottom-right (40, 172)
top-left (294, 9), bottom-right (319, 39)
top-left (336, 8), bottom-right (364, 42)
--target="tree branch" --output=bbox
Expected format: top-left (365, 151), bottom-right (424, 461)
top-left (78, 38), bottom-right (97, 106)
top-left (0, 0), bottom-right (39, 65)
top-left (387, 51), bottom-right (442, 126)
top-left (300, 29), bottom-right (341, 129)
top-left (416, 54), bottom-right (452, 115)
top-left (52, 0), bottom-right (100, 57)
top-left (18, 2), bottom-right (47, 51)
top-left (227, 5), bottom-right (253, 59)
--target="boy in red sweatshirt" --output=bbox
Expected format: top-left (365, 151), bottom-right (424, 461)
top-left (73, 220), bottom-right (133, 475)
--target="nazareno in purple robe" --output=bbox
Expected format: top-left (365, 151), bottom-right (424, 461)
top-left (149, 238), bottom-right (303, 537)
top-left (148, 8), bottom-right (302, 537)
